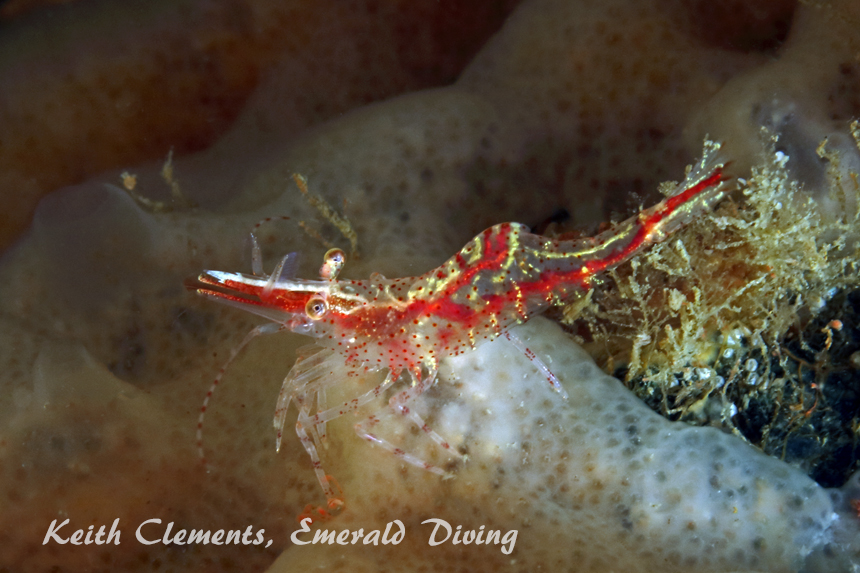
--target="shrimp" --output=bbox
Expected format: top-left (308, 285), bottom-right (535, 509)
top-left (187, 141), bottom-right (730, 518)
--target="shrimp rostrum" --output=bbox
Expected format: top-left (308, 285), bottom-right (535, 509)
top-left (188, 141), bottom-right (730, 517)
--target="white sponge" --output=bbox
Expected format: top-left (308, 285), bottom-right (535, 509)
top-left (430, 317), bottom-right (849, 572)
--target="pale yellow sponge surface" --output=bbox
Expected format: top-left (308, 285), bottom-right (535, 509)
top-left (265, 317), bottom-right (846, 572)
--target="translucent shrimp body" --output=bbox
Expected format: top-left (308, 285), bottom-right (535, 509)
top-left (189, 142), bottom-right (729, 517)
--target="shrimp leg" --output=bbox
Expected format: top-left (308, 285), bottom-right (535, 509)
top-left (388, 369), bottom-right (455, 453)
top-left (354, 413), bottom-right (451, 477)
top-left (504, 329), bottom-right (568, 400)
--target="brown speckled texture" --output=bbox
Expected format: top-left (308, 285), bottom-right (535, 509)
top-left (0, 0), bottom-right (519, 252)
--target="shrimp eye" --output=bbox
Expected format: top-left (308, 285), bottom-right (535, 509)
top-left (325, 248), bottom-right (345, 266)
top-left (320, 248), bottom-right (346, 280)
top-left (305, 296), bottom-right (327, 320)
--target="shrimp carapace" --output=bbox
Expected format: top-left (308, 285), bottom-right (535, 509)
top-left (189, 141), bottom-right (731, 518)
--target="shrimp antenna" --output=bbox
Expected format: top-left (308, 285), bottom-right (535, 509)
top-left (250, 233), bottom-right (264, 276)
top-left (264, 252), bottom-right (301, 295)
